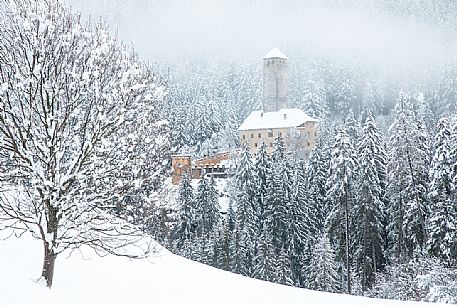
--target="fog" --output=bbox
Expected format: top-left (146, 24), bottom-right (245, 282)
top-left (65, 0), bottom-right (457, 82)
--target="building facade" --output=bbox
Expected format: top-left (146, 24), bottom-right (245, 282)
top-left (239, 109), bottom-right (318, 154)
top-left (171, 151), bottom-right (238, 185)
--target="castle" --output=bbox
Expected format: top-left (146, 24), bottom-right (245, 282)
top-left (238, 47), bottom-right (318, 154)
top-left (171, 47), bottom-right (318, 184)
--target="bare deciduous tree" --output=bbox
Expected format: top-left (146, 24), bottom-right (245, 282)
top-left (0, 0), bottom-right (169, 288)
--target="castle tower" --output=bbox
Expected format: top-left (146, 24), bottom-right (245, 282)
top-left (171, 155), bottom-right (192, 185)
top-left (263, 47), bottom-right (288, 112)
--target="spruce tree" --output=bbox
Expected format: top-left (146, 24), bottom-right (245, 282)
top-left (233, 143), bottom-right (258, 276)
top-left (254, 141), bottom-right (271, 230)
top-left (266, 135), bottom-right (293, 253)
top-left (437, 65), bottom-right (457, 117)
top-left (344, 109), bottom-right (360, 144)
top-left (427, 118), bottom-right (457, 263)
top-left (387, 93), bottom-right (430, 259)
top-left (275, 246), bottom-right (295, 286)
top-left (173, 173), bottom-right (195, 248)
top-left (252, 227), bottom-right (276, 282)
top-left (305, 140), bottom-right (331, 232)
top-left (306, 234), bottom-right (339, 293)
top-left (303, 75), bottom-right (330, 120)
top-left (291, 160), bottom-right (314, 286)
top-left (353, 112), bottom-right (386, 291)
top-left (326, 128), bottom-right (357, 294)
top-left (204, 177), bottom-right (221, 235)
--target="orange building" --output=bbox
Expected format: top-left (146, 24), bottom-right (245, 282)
top-left (171, 151), bottom-right (238, 185)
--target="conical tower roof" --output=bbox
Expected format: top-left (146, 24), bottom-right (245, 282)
top-left (263, 47), bottom-right (288, 60)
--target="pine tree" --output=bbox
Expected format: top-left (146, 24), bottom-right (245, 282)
top-left (252, 227), bottom-right (276, 282)
top-left (427, 118), bottom-right (457, 263)
top-left (387, 93), bottom-right (430, 259)
top-left (253, 141), bottom-right (271, 231)
top-left (194, 176), bottom-right (221, 237)
top-left (353, 111), bottom-right (386, 291)
top-left (306, 234), bottom-right (339, 293)
top-left (173, 173), bottom-right (195, 248)
top-left (326, 128), bottom-right (357, 294)
top-left (275, 246), bottom-right (295, 286)
top-left (414, 93), bottom-right (436, 136)
top-left (266, 135), bottom-right (293, 253)
top-left (305, 140), bottom-right (331, 231)
top-left (361, 78), bottom-right (383, 116)
top-left (451, 118), bottom-right (457, 201)
top-left (290, 160), bottom-right (315, 286)
top-left (344, 109), bottom-right (360, 144)
top-left (170, 105), bottom-right (189, 152)
top-left (220, 108), bottom-right (240, 150)
top-left (437, 65), bottom-right (457, 117)
top-left (303, 75), bottom-right (330, 120)
top-left (214, 211), bottom-right (236, 272)
top-left (233, 143), bottom-right (258, 276)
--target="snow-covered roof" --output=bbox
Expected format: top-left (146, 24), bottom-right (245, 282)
top-left (238, 108), bottom-right (318, 131)
top-left (263, 47), bottom-right (288, 60)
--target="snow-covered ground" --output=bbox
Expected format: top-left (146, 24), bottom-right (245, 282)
top-left (0, 235), bottom-right (429, 305)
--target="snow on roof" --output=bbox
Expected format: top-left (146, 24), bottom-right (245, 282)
top-left (263, 47), bottom-right (288, 60)
top-left (238, 108), bottom-right (318, 131)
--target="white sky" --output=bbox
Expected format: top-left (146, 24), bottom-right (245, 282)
top-left (65, 0), bottom-right (456, 80)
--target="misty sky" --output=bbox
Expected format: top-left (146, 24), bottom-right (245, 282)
top-left (65, 0), bottom-right (456, 78)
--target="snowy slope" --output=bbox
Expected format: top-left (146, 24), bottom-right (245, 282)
top-left (0, 236), bottom-right (427, 305)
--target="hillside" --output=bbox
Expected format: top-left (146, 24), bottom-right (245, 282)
top-left (0, 236), bottom-right (426, 305)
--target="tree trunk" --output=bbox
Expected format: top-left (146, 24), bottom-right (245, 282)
top-left (362, 212), bottom-right (368, 292)
top-left (42, 242), bottom-right (57, 288)
top-left (344, 183), bottom-right (351, 295)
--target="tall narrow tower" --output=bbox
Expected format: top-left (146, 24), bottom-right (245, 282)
top-left (263, 47), bottom-right (288, 112)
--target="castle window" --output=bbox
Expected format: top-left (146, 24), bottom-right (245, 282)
top-left (254, 143), bottom-right (258, 148)
top-left (307, 141), bottom-right (310, 147)
top-left (242, 134), bottom-right (246, 140)
top-left (315, 131), bottom-right (317, 137)
top-left (268, 130), bottom-right (273, 137)
top-left (251, 133), bottom-right (254, 138)
top-left (258, 133), bottom-right (261, 138)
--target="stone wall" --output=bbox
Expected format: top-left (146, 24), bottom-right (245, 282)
top-left (263, 58), bottom-right (288, 112)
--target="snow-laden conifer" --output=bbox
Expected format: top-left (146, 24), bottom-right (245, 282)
top-left (306, 234), bottom-right (339, 293)
top-left (427, 118), bottom-right (456, 263)
top-left (387, 93), bottom-right (430, 259)
top-left (353, 111), bottom-right (386, 291)
top-left (233, 143), bottom-right (257, 276)
top-left (326, 128), bottom-right (357, 294)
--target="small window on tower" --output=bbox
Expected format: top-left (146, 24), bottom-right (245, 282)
top-left (251, 133), bottom-right (254, 138)
top-left (254, 143), bottom-right (258, 148)
top-left (242, 134), bottom-right (246, 140)
top-left (258, 133), bottom-right (261, 138)
top-left (268, 130), bottom-right (273, 137)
